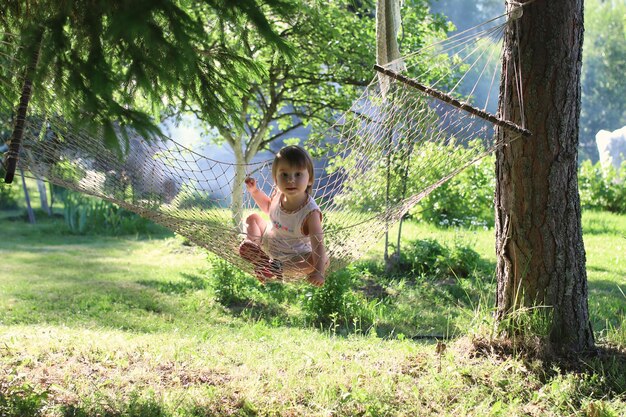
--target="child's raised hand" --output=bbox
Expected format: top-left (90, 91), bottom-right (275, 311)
top-left (307, 271), bottom-right (325, 287)
top-left (244, 177), bottom-right (257, 192)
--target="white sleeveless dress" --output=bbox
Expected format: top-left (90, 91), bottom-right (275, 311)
top-left (261, 191), bottom-right (321, 262)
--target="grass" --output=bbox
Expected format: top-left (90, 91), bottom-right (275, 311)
top-left (580, 211), bottom-right (626, 343)
top-left (0, 181), bottom-right (625, 416)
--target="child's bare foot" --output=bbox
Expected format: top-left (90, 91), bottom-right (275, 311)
top-left (239, 241), bottom-right (283, 281)
top-left (268, 259), bottom-right (283, 281)
top-left (239, 240), bottom-right (264, 261)
top-left (306, 271), bottom-right (325, 287)
top-left (254, 259), bottom-right (283, 283)
top-left (253, 265), bottom-right (270, 284)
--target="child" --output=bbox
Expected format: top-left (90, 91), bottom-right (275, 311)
top-left (239, 145), bottom-right (328, 286)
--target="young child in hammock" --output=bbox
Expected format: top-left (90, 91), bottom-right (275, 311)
top-left (239, 145), bottom-right (328, 286)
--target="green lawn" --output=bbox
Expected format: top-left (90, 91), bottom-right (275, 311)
top-left (0, 193), bottom-right (624, 415)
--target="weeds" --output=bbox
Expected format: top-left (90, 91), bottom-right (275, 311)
top-left (386, 237), bottom-right (489, 281)
top-left (62, 191), bottom-right (158, 235)
top-left (210, 255), bottom-right (260, 306)
top-left (0, 180), bottom-right (19, 210)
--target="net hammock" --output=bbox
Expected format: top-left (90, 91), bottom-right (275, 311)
top-left (1, 11), bottom-right (529, 282)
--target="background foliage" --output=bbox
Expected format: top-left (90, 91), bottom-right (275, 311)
top-left (579, 160), bottom-right (626, 213)
top-left (579, 0), bottom-right (626, 160)
top-left (430, 0), bottom-right (626, 162)
top-left (0, 0), bottom-right (296, 150)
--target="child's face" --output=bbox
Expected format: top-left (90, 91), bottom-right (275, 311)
top-left (274, 160), bottom-right (312, 197)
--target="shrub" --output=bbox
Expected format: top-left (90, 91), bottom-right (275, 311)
top-left (415, 153), bottom-right (495, 228)
top-left (62, 191), bottom-right (154, 235)
top-left (0, 180), bottom-right (19, 209)
top-left (174, 188), bottom-right (221, 210)
top-left (301, 266), bottom-right (373, 329)
top-left (49, 158), bottom-right (86, 186)
top-left (334, 140), bottom-right (496, 229)
top-left (210, 256), bottom-right (259, 306)
top-left (389, 237), bottom-right (485, 280)
top-left (578, 159), bottom-right (626, 213)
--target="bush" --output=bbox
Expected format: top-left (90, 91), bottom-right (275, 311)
top-left (389, 237), bottom-right (484, 280)
top-left (301, 266), bottom-right (374, 329)
top-left (210, 256), bottom-right (259, 305)
top-left (578, 159), bottom-right (626, 213)
top-left (49, 158), bottom-right (86, 185)
top-left (174, 188), bottom-right (221, 210)
top-left (0, 180), bottom-right (19, 209)
top-left (334, 140), bottom-right (496, 229)
top-left (416, 153), bottom-right (495, 228)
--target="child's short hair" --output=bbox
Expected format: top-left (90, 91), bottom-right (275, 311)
top-left (272, 145), bottom-right (315, 194)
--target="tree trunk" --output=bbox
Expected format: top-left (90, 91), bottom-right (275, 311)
top-left (377, 0), bottom-right (403, 271)
top-left (36, 178), bottom-right (51, 215)
top-left (4, 30), bottom-right (42, 184)
top-left (231, 145), bottom-right (247, 229)
top-left (20, 168), bottom-right (36, 224)
top-left (494, 0), bottom-right (594, 353)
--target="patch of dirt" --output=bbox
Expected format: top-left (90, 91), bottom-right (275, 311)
top-left (399, 352), bottom-right (430, 377)
top-left (155, 361), bottom-right (230, 387)
top-left (357, 277), bottom-right (389, 299)
top-left (470, 334), bottom-right (554, 362)
top-left (1, 351), bottom-right (231, 397)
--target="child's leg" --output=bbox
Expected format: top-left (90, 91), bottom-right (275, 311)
top-left (240, 215), bottom-right (283, 282)
top-left (239, 241), bottom-right (283, 282)
top-left (243, 213), bottom-right (266, 245)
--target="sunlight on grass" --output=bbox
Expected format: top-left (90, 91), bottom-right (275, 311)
top-left (0, 204), bottom-right (624, 416)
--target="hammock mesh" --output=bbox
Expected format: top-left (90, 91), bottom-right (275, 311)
top-left (1, 13), bottom-right (527, 281)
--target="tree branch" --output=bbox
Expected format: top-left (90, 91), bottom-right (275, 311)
top-left (258, 121), bottom-right (306, 149)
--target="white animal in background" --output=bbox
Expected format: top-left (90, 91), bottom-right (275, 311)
top-left (596, 126), bottom-right (626, 173)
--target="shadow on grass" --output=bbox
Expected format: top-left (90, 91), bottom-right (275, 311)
top-left (137, 272), bottom-right (210, 295)
top-left (0, 215), bottom-right (173, 245)
top-left (472, 336), bottom-right (626, 397)
top-left (223, 299), bottom-right (292, 324)
top-left (587, 264), bottom-right (626, 275)
top-left (2, 278), bottom-right (176, 331)
top-left (588, 278), bottom-right (626, 295)
top-left (0, 381), bottom-right (260, 417)
top-left (588, 278), bottom-right (626, 315)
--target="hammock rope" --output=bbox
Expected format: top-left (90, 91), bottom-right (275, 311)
top-left (1, 11), bottom-right (529, 282)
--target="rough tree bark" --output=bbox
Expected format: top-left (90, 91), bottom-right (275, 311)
top-left (495, 0), bottom-right (594, 353)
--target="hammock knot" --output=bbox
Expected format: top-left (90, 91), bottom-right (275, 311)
top-left (506, 1), bottom-right (524, 20)
top-left (3, 149), bottom-right (19, 159)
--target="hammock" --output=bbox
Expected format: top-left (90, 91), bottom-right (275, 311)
top-left (1, 10), bottom-right (529, 282)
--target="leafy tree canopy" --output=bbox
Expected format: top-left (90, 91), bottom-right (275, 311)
top-left (428, 0), bottom-right (626, 162)
top-left (190, 0), bottom-right (449, 156)
top-left (0, 0), bottom-right (295, 151)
